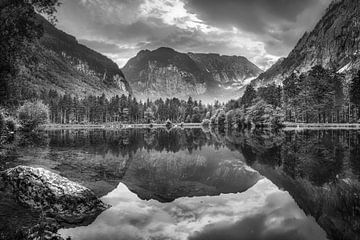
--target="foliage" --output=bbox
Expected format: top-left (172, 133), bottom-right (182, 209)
top-left (210, 109), bottom-right (226, 126)
top-left (0, 0), bottom-right (60, 100)
top-left (350, 70), bottom-right (360, 111)
top-left (245, 99), bottom-right (285, 127)
top-left (17, 101), bottom-right (49, 131)
top-left (0, 111), bottom-right (4, 133)
top-left (240, 85), bottom-right (257, 107)
top-left (283, 65), bottom-right (345, 123)
top-left (201, 119), bottom-right (211, 128)
top-left (257, 84), bottom-right (282, 107)
top-left (35, 91), bottom-right (215, 124)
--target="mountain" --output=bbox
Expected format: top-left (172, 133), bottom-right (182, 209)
top-left (254, 0), bottom-right (360, 87)
top-left (187, 53), bottom-right (262, 87)
top-left (122, 47), bottom-right (262, 102)
top-left (8, 16), bottom-right (132, 100)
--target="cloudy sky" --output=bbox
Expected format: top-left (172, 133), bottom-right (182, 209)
top-left (55, 0), bottom-right (331, 70)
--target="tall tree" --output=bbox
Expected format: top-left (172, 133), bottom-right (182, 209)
top-left (241, 85), bottom-right (257, 107)
top-left (0, 0), bottom-right (60, 102)
top-left (350, 71), bottom-right (360, 114)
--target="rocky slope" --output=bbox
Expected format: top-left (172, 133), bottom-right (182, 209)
top-left (188, 53), bottom-right (262, 87)
top-left (122, 47), bottom-right (262, 101)
top-left (10, 16), bottom-right (132, 99)
top-left (254, 0), bottom-right (360, 87)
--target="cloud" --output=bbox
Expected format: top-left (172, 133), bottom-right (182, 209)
top-left (185, 0), bottom-right (330, 56)
top-left (188, 192), bottom-right (327, 240)
top-left (55, 0), bottom-right (331, 70)
top-left (59, 179), bottom-right (327, 240)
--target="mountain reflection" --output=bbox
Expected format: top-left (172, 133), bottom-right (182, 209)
top-left (3, 128), bottom-right (360, 240)
top-left (59, 179), bottom-right (327, 240)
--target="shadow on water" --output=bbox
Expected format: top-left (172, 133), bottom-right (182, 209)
top-left (1, 128), bottom-right (360, 239)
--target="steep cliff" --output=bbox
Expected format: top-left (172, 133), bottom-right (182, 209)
top-left (254, 0), bottom-right (360, 86)
top-left (188, 53), bottom-right (262, 87)
top-left (122, 47), bottom-right (261, 101)
top-left (8, 16), bottom-right (132, 100)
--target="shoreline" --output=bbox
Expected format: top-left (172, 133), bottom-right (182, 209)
top-left (41, 122), bottom-right (360, 131)
top-left (284, 122), bottom-right (360, 130)
top-left (42, 123), bottom-right (203, 130)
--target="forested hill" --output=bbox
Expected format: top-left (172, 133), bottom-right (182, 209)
top-left (253, 0), bottom-right (360, 87)
top-left (2, 15), bottom-right (132, 105)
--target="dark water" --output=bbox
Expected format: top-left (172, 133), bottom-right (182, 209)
top-left (1, 128), bottom-right (360, 240)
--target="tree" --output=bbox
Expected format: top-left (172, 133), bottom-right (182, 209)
top-left (258, 84), bottom-right (282, 107)
top-left (17, 101), bottom-right (49, 131)
top-left (0, 0), bottom-right (60, 102)
top-left (241, 85), bottom-right (257, 107)
top-left (350, 71), bottom-right (360, 114)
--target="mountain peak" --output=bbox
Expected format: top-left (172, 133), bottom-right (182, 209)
top-left (122, 48), bottom-right (262, 101)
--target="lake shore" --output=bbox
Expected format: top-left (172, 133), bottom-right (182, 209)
top-left (42, 123), bottom-right (203, 130)
top-left (284, 122), bottom-right (360, 130)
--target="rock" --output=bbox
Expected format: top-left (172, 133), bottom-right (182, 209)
top-left (0, 166), bottom-right (109, 224)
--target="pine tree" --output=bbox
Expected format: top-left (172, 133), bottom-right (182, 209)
top-left (241, 85), bottom-right (257, 107)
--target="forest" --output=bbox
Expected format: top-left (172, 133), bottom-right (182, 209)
top-left (223, 66), bottom-right (360, 127)
top-left (39, 92), bottom-right (217, 124)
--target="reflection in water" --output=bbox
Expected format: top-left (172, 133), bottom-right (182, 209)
top-left (1, 128), bottom-right (360, 240)
top-left (59, 179), bottom-right (327, 240)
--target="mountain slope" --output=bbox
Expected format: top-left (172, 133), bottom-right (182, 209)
top-left (10, 16), bottom-right (132, 99)
top-left (254, 0), bottom-right (360, 86)
top-left (122, 47), bottom-right (262, 101)
top-left (188, 53), bottom-right (262, 87)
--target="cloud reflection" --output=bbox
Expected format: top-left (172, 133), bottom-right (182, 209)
top-left (59, 179), bottom-right (327, 240)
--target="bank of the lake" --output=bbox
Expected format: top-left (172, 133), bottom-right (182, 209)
top-left (284, 122), bottom-right (360, 130)
top-left (42, 122), bottom-right (203, 130)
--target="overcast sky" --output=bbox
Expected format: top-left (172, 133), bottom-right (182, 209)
top-left (55, 0), bottom-right (331, 70)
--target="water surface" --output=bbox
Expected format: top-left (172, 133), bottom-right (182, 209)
top-left (1, 128), bottom-right (360, 240)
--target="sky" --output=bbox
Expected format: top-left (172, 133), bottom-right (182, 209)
top-left (60, 179), bottom-right (327, 240)
top-left (55, 0), bottom-right (331, 70)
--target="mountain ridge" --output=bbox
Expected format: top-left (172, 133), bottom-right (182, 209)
top-left (253, 0), bottom-right (360, 87)
top-left (122, 47), bottom-right (262, 101)
top-left (7, 15), bottom-right (132, 101)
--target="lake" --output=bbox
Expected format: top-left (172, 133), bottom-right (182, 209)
top-left (1, 128), bottom-right (359, 240)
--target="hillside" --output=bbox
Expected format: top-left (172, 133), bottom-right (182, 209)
top-left (254, 0), bottom-right (360, 86)
top-left (122, 47), bottom-right (262, 101)
top-left (6, 16), bottom-right (132, 102)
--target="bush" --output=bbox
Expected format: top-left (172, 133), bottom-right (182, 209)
top-left (201, 119), bottom-right (211, 128)
top-left (5, 117), bottom-right (18, 132)
top-left (0, 111), bottom-right (5, 133)
top-left (17, 101), bottom-right (49, 131)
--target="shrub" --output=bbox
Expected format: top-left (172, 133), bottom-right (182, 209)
top-left (201, 119), bottom-right (211, 128)
top-left (5, 117), bottom-right (18, 132)
top-left (17, 101), bottom-right (49, 131)
top-left (0, 111), bottom-right (5, 133)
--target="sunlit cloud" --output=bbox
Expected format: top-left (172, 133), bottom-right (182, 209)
top-left (55, 0), bottom-right (331, 70)
top-left (59, 179), bottom-right (327, 240)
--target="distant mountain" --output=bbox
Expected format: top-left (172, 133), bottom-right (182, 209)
top-left (8, 16), bottom-right (132, 100)
top-left (253, 0), bottom-right (360, 87)
top-left (122, 47), bottom-right (262, 101)
top-left (187, 53), bottom-right (262, 87)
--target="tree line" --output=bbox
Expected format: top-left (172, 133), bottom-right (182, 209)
top-left (39, 90), bottom-right (218, 124)
top-left (223, 66), bottom-right (360, 126)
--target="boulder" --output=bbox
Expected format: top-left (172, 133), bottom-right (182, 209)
top-left (0, 166), bottom-right (109, 224)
